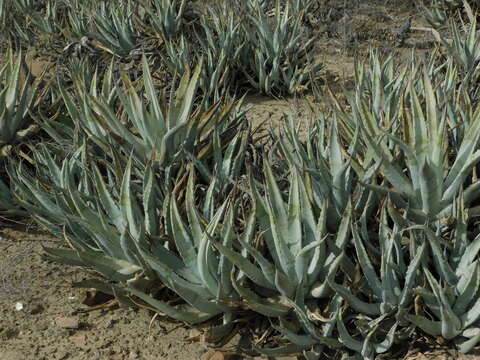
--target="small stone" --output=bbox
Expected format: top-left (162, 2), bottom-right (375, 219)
top-left (129, 351), bottom-right (139, 359)
top-left (187, 328), bottom-right (202, 341)
top-left (55, 316), bottom-right (80, 329)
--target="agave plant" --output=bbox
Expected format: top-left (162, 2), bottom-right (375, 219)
top-left (92, 1), bottom-right (137, 57)
top-left (0, 0), bottom-right (9, 36)
top-left (64, 0), bottom-right (92, 41)
top-left (334, 51), bottom-right (411, 153)
top-left (12, 0), bottom-right (36, 13)
top-left (328, 208), bottom-right (426, 318)
top-left (403, 206), bottom-right (480, 353)
top-left (127, 171), bottom-right (241, 328)
top-left (0, 177), bottom-right (25, 216)
top-left (163, 35), bottom-right (193, 76)
top-left (195, 4), bottom-right (244, 103)
top-left (12, 56), bottom-right (249, 320)
top-left (208, 160), bottom-right (354, 353)
top-left (239, 0), bottom-right (320, 94)
top-left (143, 0), bottom-right (186, 39)
top-left (275, 111), bottom-right (359, 228)
top-left (0, 50), bottom-right (40, 151)
top-left (28, 0), bottom-right (63, 37)
top-left (352, 67), bottom-right (480, 223)
top-left (55, 58), bottom-right (118, 146)
top-left (432, 12), bottom-right (480, 85)
top-left (422, 0), bottom-right (449, 29)
top-left (220, 163), bottom-right (349, 298)
top-left (11, 101), bottom-right (250, 341)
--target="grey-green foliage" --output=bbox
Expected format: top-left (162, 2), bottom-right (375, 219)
top-left (422, 0), bottom-right (451, 29)
top-left (434, 15), bottom-right (480, 80)
top-left (65, 0), bottom-right (92, 40)
top-left (92, 1), bottom-right (137, 56)
top-left (276, 113), bottom-right (357, 227)
top-left (0, 177), bottom-right (25, 216)
top-left (163, 35), bottom-right (192, 75)
top-left (10, 15), bottom-right (480, 360)
top-left (55, 55), bottom-right (246, 200)
top-left (59, 56), bottom-right (204, 165)
top-left (14, 147), bottom-right (234, 324)
top-left (328, 208), bottom-right (426, 318)
top-left (12, 0), bottom-right (35, 13)
top-left (0, 0), bottom-right (8, 34)
top-left (161, 0), bottom-right (320, 96)
top-left (239, 0), bottom-right (320, 94)
top-left (0, 50), bottom-right (39, 149)
top-left (163, 5), bottom-right (244, 104)
top-left (344, 53), bottom-right (480, 222)
top-left (215, 162), bottom-right (349, 301)
top-left (196, 4), bottom-right (244, 103)
top-left (28, 1), bottom-right (63, 36)
top-left (11, 95), bottom-right (248, 327)
top-left (404, 210), bottom-right (480, 353)
top-left (143, 0), bottom-right (186, 39)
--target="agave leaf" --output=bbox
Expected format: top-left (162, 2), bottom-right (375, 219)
top-left (337, 312), bottom-right (362, 352)
top-left (210, 237), bottom-right (275, 290)
top-left (328, 259), bottom-right (381, 316)
top-left (352, 226), bottom-right (383, 299)
top-left (399, 242), bottom-right (426, 307)
top-left (138, 245), bottom-right (224, 314)
top-left (170, 60), bottom-right (203, 127)
top-left (454, 262), bottom-right (480, 315)
top-left (460, 295), bottom-right (480, 328)
top-left (170, 195), bottom-right (198, 269)
top-left (230, 274), bottom-right (290, 317)
top-left (218, 206), bottom-right (235, 298)
top-left (42, 247), bottom-right (84, 267)
top-left (120, 231), bottom-right (140, 266)
top-left (406, 314), bottom-right (442, 336)
top-left (237, 235), bottom-right (276, 286)
top-left (425, 269), bottom-right (462, 339)
top-left (119, 156), bottom-right (140, 239)
top-left (457, 233), bottom-right (480, 276)
top-left (444, 108), bottom-right (480, 192)
top-left (90, 96), bottom-right (144, 155)
top-left (76, 250), bottom-right (141, 282)
top-left (374, 322), bottom-right (398, 353)
top-left (271, 323), bottom-right (317, 346)
top-left (126, 287), bottom-right (216, 324)
top-left (197, 201), bottom-right (229, 296)
top-left (410, 226), bottom-right (457, 285)
top-left (264, 161), bottom-right (296, 280)
top-left (143, 164), bottom-right (159, 236)
top-left (458, 329), bottom-right (480, 354)
top-left (310, 250), bottom-right (342, 299)
top-left (418, 158), bottom-right (442, 217)
top-left (286, 298), bottom-right (343, 348)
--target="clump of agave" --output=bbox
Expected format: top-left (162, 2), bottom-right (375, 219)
top-left (142, 0), bottom-right (187, 40)
top-left (6, 0), bottom-right (480, 359)
top-left (239, 0), bottom-right (321, 94)
top-left (91, 1), bottom-right (138, 57)
top-left (0, 49), bottom-right (40, 152)
top-left (0, 49), bottom-right (41, 216)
